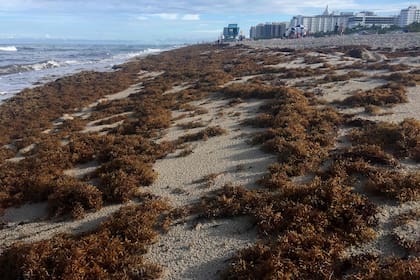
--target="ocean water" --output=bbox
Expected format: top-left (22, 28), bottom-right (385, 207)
top-left (0, 41), bottom-right (177, 102)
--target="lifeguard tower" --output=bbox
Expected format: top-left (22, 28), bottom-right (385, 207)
top-left (223, 24), bottom-right (240, 41)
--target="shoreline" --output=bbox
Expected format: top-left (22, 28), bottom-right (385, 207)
top-left (0, 44), bottom-right (180, 103)
top-left (0, 34), bottom-right (419, 279)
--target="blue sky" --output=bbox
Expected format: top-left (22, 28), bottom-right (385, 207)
top-left (0, 0), bottom-right (417, 43)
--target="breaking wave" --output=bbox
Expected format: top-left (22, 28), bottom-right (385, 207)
top-left (109, 48), bottom-right (163, 61)
top-left (0, 46), bottom-right (18, 52)
top-left (0, 60), bottom-right (63, 75)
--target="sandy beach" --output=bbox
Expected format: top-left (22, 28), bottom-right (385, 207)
top-left (242, 32), bottom-right (420, 50)
top-left (0, 33), bottom-right (419, 279)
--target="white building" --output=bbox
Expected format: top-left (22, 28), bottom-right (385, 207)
top-left (290, 6), bottom-right (352, 34)
top-left (348, 11), bottom-right (398, 28)
top-left (399, 5), bottom-right (420, 26)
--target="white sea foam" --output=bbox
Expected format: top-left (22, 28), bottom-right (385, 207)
top-left (64, 60), bottom-right (81, 65)
top-left (0, 46), bottom-right (17, 52)
top-left (30, 60), bottom-right (61, 71)
top-left (139, 48), bottom-right (162, 55)
top-left (111, 48), bottom-right (162, 60)
top-left (0, 60), bottom-right (64, 75)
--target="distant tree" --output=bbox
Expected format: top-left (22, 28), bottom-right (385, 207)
top-left (406, 22), bottom-right (420, 32)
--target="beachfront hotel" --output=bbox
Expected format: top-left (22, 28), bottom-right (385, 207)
top-left (250, 5), bottom-right (420, 39)
top-left (250, 22), bottom-right (288, 40)
top-left (399, 5), bottom-right (420, 26)
top-left (347, 11), bottom-right (398, 29)
top-left (290, 6), bottom-right (352, 34)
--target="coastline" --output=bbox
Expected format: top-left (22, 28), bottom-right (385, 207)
top-left (0, 43), bottom-right (179, 103)
top-left (0, 33), bottom-right (419, 278)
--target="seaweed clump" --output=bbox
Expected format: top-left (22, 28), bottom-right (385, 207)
top-left (0, 198), bottom-right (171, 279)
top-left (177, 126), bottom-right (227, 144)
top-left (47, 176), bottom-right (103, 219)
top-left (0, 70), bottom-right (135, 146)
top-left (321, 71), bottom-right (364, 83)
top-left (365, 169), bottom-right (420, 202)
top-left (340, 83), bottom-right (407, 107)
top-left (96, 155), bottom-right (157, 203)
top-left (199, 177), bottom-right (377, 279)
top-left (337, 254), bottom-right (419, 280)
top-left (350, 118), bottom-right (420, 161)
top-left (382, 72), bottom-right (420, 87)
top-left (221, 82), bottom-right (282, 99)
top-left (249, 86), bottom-right (342, 179)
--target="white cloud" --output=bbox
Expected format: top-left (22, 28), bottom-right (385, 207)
top-left (154, 13), bottom-right (178, 20)
top-left (181, 14), bottom-right (200, 20)
top-left (136, 12), bottom-right (200, 22)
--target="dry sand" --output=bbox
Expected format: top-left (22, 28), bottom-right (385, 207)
top-left (241, 32), bottom-right (420, 50)
top-left (1, 203), bottom-right (123, 254)
top-left (144, 96), bottom-right (276, 279)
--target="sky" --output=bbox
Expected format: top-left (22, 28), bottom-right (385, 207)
top-left (0, 0), bottom-right (418, 43)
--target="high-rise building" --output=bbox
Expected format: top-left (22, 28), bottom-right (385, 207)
top-left (250, 22), bottom-right (287, 39)
top-left (290, 7), bottom-right (353, 34)
top-left (272, 22), bottom-right (287, 38)
top-left (399, 6), bottom-right (420, 26)
top-left (348, 12), bottom-right (398, 28)
top-left (255, 24), bottom-right (264, 39)
top-left (249, 5), bottom-right (419, 41)
top-left (249, 26), bottom-right (257, 39)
